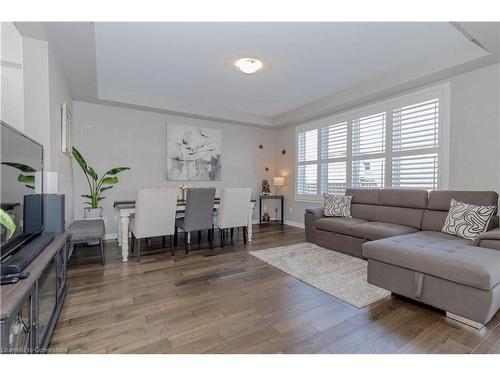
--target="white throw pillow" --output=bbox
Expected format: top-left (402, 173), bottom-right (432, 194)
top-left (441, 199), bottom-right (497, 240)
top-left (323, 194), bottom-right (352, 218)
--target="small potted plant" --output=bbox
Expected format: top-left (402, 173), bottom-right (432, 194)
top-left (72, 146), bottom-right (130, 219)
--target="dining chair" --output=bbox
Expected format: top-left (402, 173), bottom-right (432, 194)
top-left (215, 188), bottom-right (252, 247)
top-left (130, 188), bottom-right (178, 262)
top-left (175, 187), bottom-right (216, 255)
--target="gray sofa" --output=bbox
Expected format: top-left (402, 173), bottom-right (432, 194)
top-left (305, 189), bottom-right (500, 328)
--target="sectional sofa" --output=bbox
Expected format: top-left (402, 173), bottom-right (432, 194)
top-left (305, 189), bottom-right (500, 328)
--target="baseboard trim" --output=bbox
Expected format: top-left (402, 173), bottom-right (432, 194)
top-left (284, 220), bottom-right (305, 229)
top-left (104, 233), bottom-right (118, 241)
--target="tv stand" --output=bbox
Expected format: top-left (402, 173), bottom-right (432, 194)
top-left (0, 232), bottom-right (68, 354)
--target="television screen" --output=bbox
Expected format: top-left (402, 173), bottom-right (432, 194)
top-left (1, 121), bottom-right (44, 260)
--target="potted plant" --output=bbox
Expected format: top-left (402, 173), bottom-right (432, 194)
top-left (72, 146), bottom-right (130, 219)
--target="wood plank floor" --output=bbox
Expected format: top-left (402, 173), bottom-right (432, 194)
top-left (49, 225), bottom-right (500, 354)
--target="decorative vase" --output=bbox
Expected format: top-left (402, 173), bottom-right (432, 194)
top-left (84, 207), bottom-right (103, 219)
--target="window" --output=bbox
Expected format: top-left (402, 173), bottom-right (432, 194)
top-left (295, 84), bottom-right (449, 201)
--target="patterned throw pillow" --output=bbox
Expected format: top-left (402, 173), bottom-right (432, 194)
top-left (441, 199), bottom-right (497, 240)
top-left (323, 194), bottom-right (353, 218)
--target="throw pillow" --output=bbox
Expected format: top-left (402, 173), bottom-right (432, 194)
top-left (323, 194), bottom-right (353, 218)
top-left (441, 199), bottom-right (497, 240)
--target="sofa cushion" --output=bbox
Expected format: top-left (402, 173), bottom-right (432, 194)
top-left (379, 189), bottom-right (428, 209)
top-left (350, 222), bottom-right (418, 240)
top-left (362, 231), bottom-right (500, 290)
top-left (323, 194), bottom-right (352, 218)
top-left (315, 217), bottom-right (368, 236)
top-left (427, 190), bottom-right (498, 212)
top-left (351, 204), bottom-right (424, 229)
top-left (441, 199), bottom-right (497, 240)
top-left (346, 189), bottom-right (379, 205)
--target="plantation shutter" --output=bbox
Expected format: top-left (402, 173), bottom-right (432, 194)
top-left (297, 128), bottom-right (318, 196)
top-left (392, 98), bottom-right (440, 190)
top-left (352, 112), bottom-right (386, 189)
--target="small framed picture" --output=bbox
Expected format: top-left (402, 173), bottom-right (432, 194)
top-left (61, 103), bottom-right (72, 156)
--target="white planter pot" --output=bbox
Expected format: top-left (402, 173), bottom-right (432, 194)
top-left (84, 207), bottom-right (103, 219)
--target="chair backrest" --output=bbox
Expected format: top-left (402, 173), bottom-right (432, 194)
top-left (183, 187), bottom-right (216, 231)
top-left (216, 188), bottom-right (252, 229)
top-left (134, 188), bottom-right (178, 239)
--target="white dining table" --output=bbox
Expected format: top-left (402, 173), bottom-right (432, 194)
top-left (113, 199), bottom-right (256, 262)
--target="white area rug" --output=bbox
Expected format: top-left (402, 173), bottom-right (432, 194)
top-left (250, 242), bottom-right (390, 308)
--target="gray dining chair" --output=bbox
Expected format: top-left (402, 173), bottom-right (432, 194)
top-left (130, 188), bottom-right (178, 262)
top-left (175, 187), bottom-right (216, 255)
top-left (215, 188), bottom-right (252, 247)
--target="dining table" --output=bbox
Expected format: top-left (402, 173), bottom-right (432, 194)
top-left (113, 198), bottom-right (256, 262)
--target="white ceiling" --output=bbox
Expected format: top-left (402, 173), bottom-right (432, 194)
top-left (15, 22), bottom-right (500, 127)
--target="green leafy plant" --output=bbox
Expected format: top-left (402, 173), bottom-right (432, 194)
top-left (72, 146), bottom-right (130, 208)
top-left (0, 208), bottom-right (16, 239)
top-left (1, 162), bottom-right (36, 189)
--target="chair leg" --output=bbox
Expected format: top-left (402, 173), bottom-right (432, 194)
top-left (230, 228), bottom-right (234, 244)
top-left (130, 233), bottom-right (135, 253)
top-left (208, 229), bottom-right (213, 250)
top-left (243, 226), bottom-right (247, 245)
top-left (162, 236), bottom-right (166, 248)
top-left (147, 238), bottom-right (152, 248)
top-left (220, 228), bottom-right (224, 248)
top-left (99, 238), bottom-right (105, 266)
top-left (137, 238), bottom-right (141, 262)
top-left (174, 227), bottom-right (178, 246)
top-left (198, 230), bottom-right (202, 244)
top-left (185, 232), bottom-right (189, 255)
top-left (170, 235), bottom-right (175, 256)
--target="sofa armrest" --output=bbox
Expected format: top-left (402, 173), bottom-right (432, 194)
top-left (473, 227), bottom-right (500, 246)
top-left (305, 207), bottom-right (325, 219)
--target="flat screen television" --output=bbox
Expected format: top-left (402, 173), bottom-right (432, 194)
top-left (1, 121), bottom-right (44, 261)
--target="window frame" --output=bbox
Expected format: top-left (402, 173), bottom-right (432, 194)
top-left (295, 83), bottom-right (450, 203)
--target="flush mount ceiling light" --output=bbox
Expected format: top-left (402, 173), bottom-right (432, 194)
top-left (234, 58), bottom-right (263, 74)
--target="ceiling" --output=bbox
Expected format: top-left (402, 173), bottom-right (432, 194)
top-left (15, 22), bottom-right (500, 127)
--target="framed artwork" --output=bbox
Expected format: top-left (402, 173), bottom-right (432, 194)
top-left (167, 123), bottom-right (221, 181)
top-left (61, 103), bottom-right (73, 157)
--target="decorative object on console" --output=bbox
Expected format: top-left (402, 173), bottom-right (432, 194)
top-left (72, 146), bottom-right (130, 218)
top-left (323, 193), bottom-right (352, 218)
top-left (178, 184), bottom-right (192, 201)
top-left (273, 176), bottom-right (285, 194)
top-left (35, 171), bottom-right (58, 194)
top-left (261, 179), bottom-right (271, 195)
top-left (167, 123), bottom-right (221, 181)
top-left (61, 103), bottom-right (73, 156)
top-left (263, 212), bottom-right (270, 222)
top-left (441, 199), bottom-right (497, 240)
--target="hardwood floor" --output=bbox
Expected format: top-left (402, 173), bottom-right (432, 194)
top-left (49, 225), bottom-right (500, 354)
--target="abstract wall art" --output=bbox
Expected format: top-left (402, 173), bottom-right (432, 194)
top-left (167, 124), bottom-right (221, 181)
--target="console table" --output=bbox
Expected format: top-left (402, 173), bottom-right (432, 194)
top-left (258, 195), bottom-right (284, 225)
top-left (0, 233), bottom-right (68, 354)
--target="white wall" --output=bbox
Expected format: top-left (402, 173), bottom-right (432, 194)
top-left (1, 22), bottom-right (24, 130)
top-left (48, 51), bottom-right (74, 226)
top-left (23, 37), bottom-right (50, 164)
top-left (277, 63), bottom-right (500, 225)
top-left (72, 101), bottom-right (278, 237)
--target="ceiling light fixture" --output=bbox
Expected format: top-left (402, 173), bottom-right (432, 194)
top-left (234, 58), bottom-right (263, 74)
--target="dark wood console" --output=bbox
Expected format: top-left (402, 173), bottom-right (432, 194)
top-left (0, 233), bottom-right (68, 354)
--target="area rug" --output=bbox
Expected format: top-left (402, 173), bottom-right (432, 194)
top-left (249, 242), bottom-right (390, 308)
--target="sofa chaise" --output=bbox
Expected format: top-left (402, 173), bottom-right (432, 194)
top-left (305, 189), bottom-right (500, 328)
